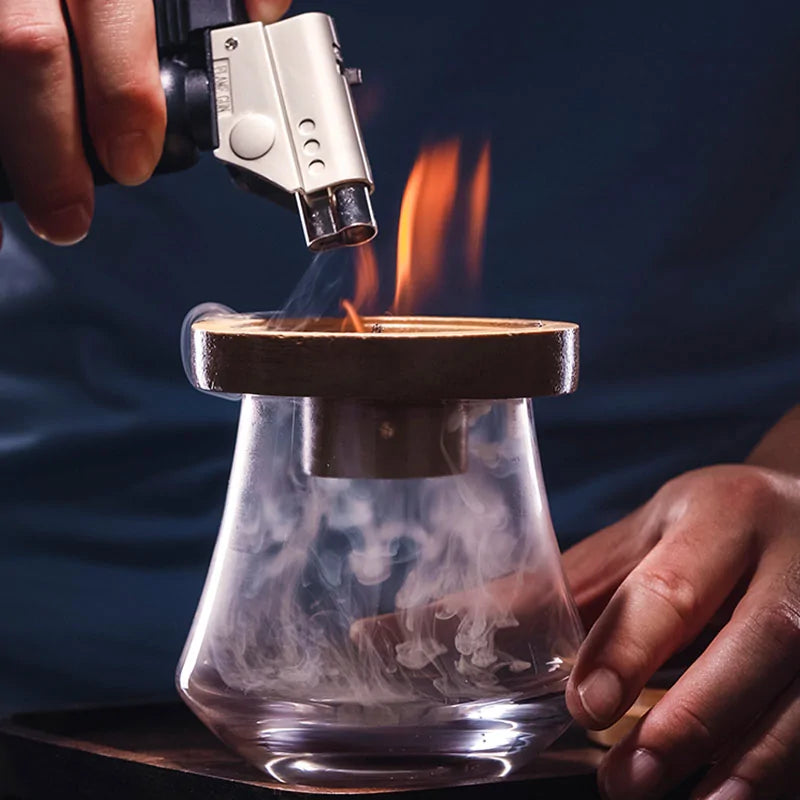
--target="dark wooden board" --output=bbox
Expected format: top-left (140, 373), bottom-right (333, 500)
top-left (0, 701), bottom-right (699, 799)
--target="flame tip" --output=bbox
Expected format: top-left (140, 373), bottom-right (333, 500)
top-left (349, 136), bottom-right (491, 318)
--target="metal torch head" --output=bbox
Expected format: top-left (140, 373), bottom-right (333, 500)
top-left (298, 183), bottom-right (377, 252)
top-left (208, 13), bottom-right (377, 251)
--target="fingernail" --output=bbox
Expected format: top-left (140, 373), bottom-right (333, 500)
top-left (107, 131), bottom-right (157, 185)
top-left (697, 778), bottom-right (753, 800)
top-left (28, 202), bottom-right (92, 246)
top-left (602, 748), bottom-right (663, 800)
top-left (578, 667), bottom-right (623, 724)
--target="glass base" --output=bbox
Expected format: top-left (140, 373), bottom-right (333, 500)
top-left (261, 753), bottom-right (520, 789)
top-left (181, 683), bottom-right (572, 791)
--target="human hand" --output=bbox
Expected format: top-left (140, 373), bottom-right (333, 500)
top-left (0, 0), bottom-right (292, 247)
top-left (563, 464), bottom-right (800, 800)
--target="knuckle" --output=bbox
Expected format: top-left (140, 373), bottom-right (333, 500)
top-left (650, 698), bottom-right (717, 754)
top-left (750, 600), bottom-right (800, 655)
top-left (42, 187), bottom-right (91, 210)
top-left (653, 473), bottom-right (689, 504)
top-left (0, 18), bottom-right (69, 66)
top-left (14, 171), bottom-right (92, 214)
top-left (725, 469), bottom-right (776, 514)
top-left (634, 566), bottom-right (700, 629)
top-left (755, 726), bottom-right (793, 765)
top-left (607, 631), bottom-right (653, 681)
top-left (92, 78), bottom-right (165, 126)
top-left (783, 551), bottom-right (800, 602)
top-left (22, 189), bottom-right (91, 219)
top-left (729, 728), bottom-right (796, 791)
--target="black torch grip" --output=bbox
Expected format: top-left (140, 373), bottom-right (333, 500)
top-left (0, 0), bottom-right (247, 204)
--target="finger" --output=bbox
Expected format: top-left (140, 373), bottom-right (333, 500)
top-left (599, 549), bottom-right (800, 800)
top-left (0, 0), bottom-right (94, 244)
top-left (691, 674), bottom-right (800, 800)
top-left (562, 505), bottom-right (657, 629)
top-left (566, 504), bottom-right (754, 731)
top-left (65, 0), bottom-right (165, 186)
top-left (245, 0), bottom-right (293, 23)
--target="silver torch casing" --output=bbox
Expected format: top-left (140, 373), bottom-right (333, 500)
top-left (208, 13), bottom-right (376, 250)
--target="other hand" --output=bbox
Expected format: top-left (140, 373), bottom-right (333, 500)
top-left (564, 464), bottom-right (800, 800)
top-left (0, 0), bottom-right (292, 247)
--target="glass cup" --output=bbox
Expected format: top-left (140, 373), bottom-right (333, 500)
top-left (177, 310), bottom-right (583, 790)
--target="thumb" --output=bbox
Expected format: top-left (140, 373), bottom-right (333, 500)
top-left (245, 0), bottom-right (293, 23)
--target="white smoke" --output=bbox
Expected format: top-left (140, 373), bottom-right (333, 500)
top-left (201, 395), bottom-right (582, 713)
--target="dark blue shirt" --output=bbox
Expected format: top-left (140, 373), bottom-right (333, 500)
top-left (1, 0), bottom-right (799, 712)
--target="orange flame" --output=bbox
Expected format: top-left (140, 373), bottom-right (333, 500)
top-left (340, 244), bottom-right (378, 331)
top-left (466, 142), bottom-right (491, 289)
top-left (341, 137), bottom-right (491, 322)
top-left (353, 242), bottom-right (379, 309)
top-left (393, 139), bottom-right (462, 314)
top-left (340, 299), bottom-right (366, 332)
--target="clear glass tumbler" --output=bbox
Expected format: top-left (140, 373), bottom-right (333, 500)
top-left (177, 310), bottom-right (583, 790)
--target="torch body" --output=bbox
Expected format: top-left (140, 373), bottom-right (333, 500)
top-left (0, 1), bottom-right (377, 252)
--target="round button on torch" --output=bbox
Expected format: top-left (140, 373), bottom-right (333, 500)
top-left (229, 115), bottom-right (277, 160)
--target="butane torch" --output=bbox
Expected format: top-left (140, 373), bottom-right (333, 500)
top-left (0, 0), bottom-right (377, 252)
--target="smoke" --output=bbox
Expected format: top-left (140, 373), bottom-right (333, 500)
top-left (197, 395), bottom-right (582, 714)
top-left (269, 251), bottom-right (347, 328)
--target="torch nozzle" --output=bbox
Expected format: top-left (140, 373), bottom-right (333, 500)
top-left (299, 183), bottom-right (377, 252)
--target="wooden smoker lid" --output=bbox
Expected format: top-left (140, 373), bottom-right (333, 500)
top-left (190, 314), bottom-right (579, 401)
